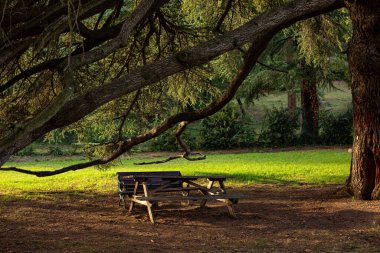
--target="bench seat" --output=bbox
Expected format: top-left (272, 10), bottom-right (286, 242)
top-left (133, 194), bottom-right (239, 204)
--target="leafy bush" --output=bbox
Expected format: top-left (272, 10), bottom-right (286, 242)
top-left (258, 107), bottom-right (300, 147)
top-left (149, 130), bottom-right (179, 151)
top-left (199, 106), bottom-right (254, 150)
top-left (319, 109), bottom-right (353, 145)
top-left (16, 146), bottom-right (34, 156)
top-left (231, 115), bottom-right (256, 148)
top-left (48, 146), bottom-right (65, 156)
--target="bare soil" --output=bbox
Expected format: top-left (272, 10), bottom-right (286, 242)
top-left (1, 185), bottom-right (380, 253)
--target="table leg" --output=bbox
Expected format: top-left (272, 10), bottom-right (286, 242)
top-left (218, 180), bottom-right (226, 193)
top-left (227, 202), bottom-right (237, 218)
top-left (181, 182), bottom-right (190, 206)
top-left (200, 180), bottom-right (214, 208)
top-left (218, 180), bottom-right (237, 218)
top-left (129, 181), bottom-right (139, 213)
top-left (118, 194), bottom-right (124, 207)
top-left (142, 181), bottom-right (155, 224)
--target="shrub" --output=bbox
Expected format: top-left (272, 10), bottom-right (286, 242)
top-left (16, 146), bottom-right (34, 156)
top-left (199, 106), bottom-right (254, 150)
top-left (319, 109), bottom-right (353, 145)
top-left (149, 130), bottom-right (179, 151)
top-left (48, 146), bottom-right (65, 156)
top-left (231, 115), bottom-right (256, 148)
top-left (258, 107), bottom-right (299, 147)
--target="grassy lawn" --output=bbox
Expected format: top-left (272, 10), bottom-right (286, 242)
top-left (0, 150), bottom-right (351, 201)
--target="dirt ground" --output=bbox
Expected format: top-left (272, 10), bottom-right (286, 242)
top-left (1, 185), bottom-right (380, 253)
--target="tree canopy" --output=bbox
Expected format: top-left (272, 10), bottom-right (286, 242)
top-left (0, 0), bottom-right (346, 175)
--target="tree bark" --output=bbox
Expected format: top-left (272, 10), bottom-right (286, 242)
top-left (286, 39), bottom-right (297, 114)
top-left (345, 0), bottom-right (380, 199)
top-left (288, 86), bottom-right (297, 114)
top-left (300, 68), bottom-right (319, 144)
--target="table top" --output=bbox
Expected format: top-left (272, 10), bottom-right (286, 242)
top-left (126, 175), bottom-right (232, 180)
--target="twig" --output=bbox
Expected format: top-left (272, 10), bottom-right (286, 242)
top-left (134, 121), bottom-right (206, 165)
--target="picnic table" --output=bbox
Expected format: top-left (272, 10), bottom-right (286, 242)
top-left (117, 172), bottom-right (239, 223)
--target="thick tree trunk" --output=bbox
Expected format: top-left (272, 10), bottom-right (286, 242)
top-left (346, 0), bottom-right (380, 199)
top-left (300, 69), bottom-right (319, 144)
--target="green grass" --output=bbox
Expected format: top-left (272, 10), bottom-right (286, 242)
top-left (0, 150), bottom-right (351, 201)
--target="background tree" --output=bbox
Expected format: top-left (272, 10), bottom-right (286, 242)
top-left (237, 10), bottom-right (350, 144)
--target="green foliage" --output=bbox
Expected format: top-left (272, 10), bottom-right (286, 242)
top-left (199, 106), bottom-right (255, 149)
top-left (16, 146), bottom-right (34, 156)
top-left (293, 11), bottom-right (351, 69)
top-left (319, 109), bottom-right (353, 145)
top-left (148, 129), bottom-right (179, 152)
top-left (48, 146), bottom-right (64, 156)
top-left (258, 107), bottom-right (299, 147)
top-left (233, 115), bottom-right (256, 148)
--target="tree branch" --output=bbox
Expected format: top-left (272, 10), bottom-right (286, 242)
top-left (0, 39), bottom-right (265, 176)
top-left (257, 60), bottom-right (289, 73)
top-left (65, 0), bottom-right (169, 69)
top-left (214, 0), bottom-right (234, 33)
top-left (0, 0), bottom-right (345, 166)
top-left (134, 121), bottom-right (206, 165)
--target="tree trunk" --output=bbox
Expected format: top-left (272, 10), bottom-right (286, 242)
top-left (300, 68), bottom-right (319, 143)
top-left (345, 0), bottom-right (380, 200)
top-left (288, 87), bottom-right (297, 114)
top-left (287, 39), bottom-right (297, 115)
top-left (236, 98), bottom-right (246, 116)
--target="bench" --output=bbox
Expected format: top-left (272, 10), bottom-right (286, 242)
top-left (117, 171), bottom-right (240, 223)
top-left (117, 171), bottom-right (183, 206)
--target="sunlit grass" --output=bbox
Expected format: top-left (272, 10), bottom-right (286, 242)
top-left (0, 150), bottom-right (351, 200)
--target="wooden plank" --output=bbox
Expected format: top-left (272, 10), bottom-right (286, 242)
top-left (120, 185), bottom-right (202, 195)
top-left (130, 198), bottom-right (151, 206)
top-left (150, 187), bottom-right (202, 193)
top-left (134, 194), bottom-right (240, 202)
top-left (117, 171), bottom-right (181, 178)
top-left (131, 175), bottom-right (230, 180)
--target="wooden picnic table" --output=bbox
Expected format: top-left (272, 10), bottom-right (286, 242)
top-left (118, 173), bottom-right (239, 224)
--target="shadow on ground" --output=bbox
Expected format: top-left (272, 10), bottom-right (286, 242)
top-left (1, 184), bottom-right (380, 252)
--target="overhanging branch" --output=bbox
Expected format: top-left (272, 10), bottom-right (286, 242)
top-left (1, 40), bottom-right (265, 176)
top-left (0, 0), bottom-right (345, 167)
